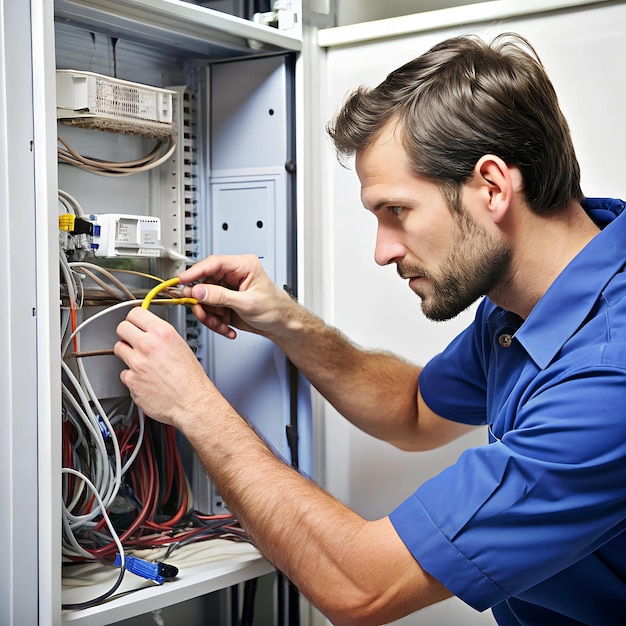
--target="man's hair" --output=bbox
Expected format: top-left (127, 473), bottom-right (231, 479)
top-left (326, 33), bottom-right (584, 214)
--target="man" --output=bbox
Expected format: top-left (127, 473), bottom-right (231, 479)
top-left (114, 34), bottom-right (626, 624)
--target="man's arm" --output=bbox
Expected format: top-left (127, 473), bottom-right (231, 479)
top-left (114, 308), bottom-right (453, 624)
top-left (177, 254), bottom-right (474, 450)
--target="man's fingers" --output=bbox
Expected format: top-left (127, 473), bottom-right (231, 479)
top-left (116, 317), bottom-right (144, 347)
top-left (177, 253), bottom-right (259, 286)
top-left (190, 283), bottom-right (240, 307)
top-left (189, 299), bottom-right (238, 339)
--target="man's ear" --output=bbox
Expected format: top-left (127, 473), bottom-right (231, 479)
top-left (473, 155), bottom-right (515, 224)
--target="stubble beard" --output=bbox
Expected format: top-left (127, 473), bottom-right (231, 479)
top-left (398, 209), bottom-right (512, 322)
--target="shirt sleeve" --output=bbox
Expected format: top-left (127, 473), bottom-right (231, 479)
top-left (390, 365), bottom-right (626, 611)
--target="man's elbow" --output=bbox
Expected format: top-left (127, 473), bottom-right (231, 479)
top-left (315, 584), bottom-right (438, 626)
top-left (319, 589), bottom-right (393, 626)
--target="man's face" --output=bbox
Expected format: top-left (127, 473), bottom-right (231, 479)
top-left (356, 124), bottom-right (512, 321)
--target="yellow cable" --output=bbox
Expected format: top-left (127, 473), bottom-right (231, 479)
top-left (141, 277), bottom-right (198, 310)
top-left (154, 298), bottom-right (198, 306)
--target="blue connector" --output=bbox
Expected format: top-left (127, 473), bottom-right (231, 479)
top-left (96, 414), bottom-right (110, 440)
top-left (113, 554), bottom-right (178, 585)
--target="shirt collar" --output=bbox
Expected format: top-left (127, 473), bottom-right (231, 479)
top-left (512, 198), bottom-right (626, 369)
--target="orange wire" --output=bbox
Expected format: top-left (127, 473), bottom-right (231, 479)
top-left (70, 306), bottom-right (78, 352)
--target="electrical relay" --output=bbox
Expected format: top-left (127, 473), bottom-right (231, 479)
top-left (88, 214), bottom-right (162, 258)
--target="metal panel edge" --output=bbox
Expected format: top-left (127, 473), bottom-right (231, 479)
top-left (56, 0), bottom-right (302, 53)
top-left (317, 0), bottom-right (618, 47)
top-left (33, 0), bottom-right (64, 623)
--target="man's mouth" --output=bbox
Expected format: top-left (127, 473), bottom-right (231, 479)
top-left (407, 274), bottom-right (429, 293)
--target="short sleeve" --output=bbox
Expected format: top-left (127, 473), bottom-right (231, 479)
top-left (390, 366), bottom-right (626, 611)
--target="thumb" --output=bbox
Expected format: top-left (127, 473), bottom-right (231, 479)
top-left (191, 284), bottom-right (209, 302)
top-left (191, 283), bottom-right (240, 309)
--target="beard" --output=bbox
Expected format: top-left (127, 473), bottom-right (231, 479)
top-left (397, 208), bottom-right (512, 322)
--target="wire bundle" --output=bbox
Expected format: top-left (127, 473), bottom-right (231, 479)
top-left (60, 253), bottom-right (246, 610)
top-left (62, 399), bottom-right (247, 560)
top-left (58, 133), bottom-right (176, 177)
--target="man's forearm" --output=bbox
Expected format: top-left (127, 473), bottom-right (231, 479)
top-left (178, 391), bottom-right (450, 624)
top-left (176, 255), bottom-right (422, 445)
top-left (267, 304), bottom-right (423, 445)
top-left (113, 303), bottom-right (453, 623)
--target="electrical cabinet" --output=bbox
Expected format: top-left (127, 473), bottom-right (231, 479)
top-left (0, 0), bottom-right (309, 624)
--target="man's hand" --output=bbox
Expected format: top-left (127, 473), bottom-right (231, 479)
top-left (114, 307), bottom-right (215, 428)
top-left (177, 254), bottom-right (299, 341)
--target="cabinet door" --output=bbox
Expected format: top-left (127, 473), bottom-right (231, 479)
top-left (208, 55), bottom-right (303, 471)
top-left (1, 0), bottom-right (60, 623)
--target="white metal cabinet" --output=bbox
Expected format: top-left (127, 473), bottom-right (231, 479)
top-left (0, 0), bottom-right (307, 624)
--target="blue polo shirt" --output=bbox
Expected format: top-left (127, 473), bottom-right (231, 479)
top-left (389, 198), bottom-right (626, 625)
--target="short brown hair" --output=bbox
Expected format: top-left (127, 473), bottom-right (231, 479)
top-left (326, 33), bottom-right (584, 214)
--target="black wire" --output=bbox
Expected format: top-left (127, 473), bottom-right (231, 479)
top-left (277, 572), bottom-right (286, 626)
top-left (231, 584), bottom-right (240, 624)
top-left (240, 577), bottom-right (258, 626)
top-left (288, 579), bottom-right (300, 626)
top-left (62, 561), bottom-right (126, 611)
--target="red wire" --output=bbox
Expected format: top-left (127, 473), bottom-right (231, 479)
top-left (68, 409), bottom-right (247, 560)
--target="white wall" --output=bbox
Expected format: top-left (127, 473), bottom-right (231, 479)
top-left (335, 0), bottom-right (492, 25)
top-left (311, 2), bottom-right (626, 624)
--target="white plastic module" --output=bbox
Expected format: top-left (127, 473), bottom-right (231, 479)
top-left (56, 70), bottom-right (175, 124)
top-left (88, 213), bottom-right (161, 258)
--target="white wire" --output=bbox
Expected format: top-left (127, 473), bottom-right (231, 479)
top-left (58, 189), bottom-right (86, 217)
top-left (62, 468), bottom-right (125, 569)
top-left (62, 299), bottom-right (139, 356)
top-left (62, 508), bottom-right (95, 560)
top-left (60, 308), bottom-right (71, 339)
top-left (161, 246), bottom-right (190, 262)
top-left (62, 383), bottom-right (108, 519)
top-left (76, 356), bottom-right (123, 498)
top-left (69, 262), bottom-right (136, 301)
top-left (58, 135), bottom-right (176, 177)
top-left (60, 250), bottom-right (78, 311)
top-left (61, 364), bottom-right (118, 520)
top-left (121, 406), bottom-right (145, 475)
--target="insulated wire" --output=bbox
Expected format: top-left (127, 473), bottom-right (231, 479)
top-left (76, 357), bottom-right (123, 503)
top-left (60, 266), bottom-right (246, 598)
top-left (60, 251), bottom-right (78, 310)
top-left (61, 368), bottom-right (119, 525)
top-left (142, 277), bottom-right (181, 309)
top-left (62, 298), bottom-right (197, 357)
top-left (61, 469), bottom-right (126, 610)
top-left (100, 267), bottom-right (167, 285)
top-left (69, 262), bottom-right (136, 301)
top-left (58, 189), bottom-right (86, 217)
top-left (58, 133), bottom-right (176, 177)
top-left (62, 384), bottom-right (108, 517)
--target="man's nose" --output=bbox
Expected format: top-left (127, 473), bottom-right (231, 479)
top-left (374, 225), bottom-right (405, 267)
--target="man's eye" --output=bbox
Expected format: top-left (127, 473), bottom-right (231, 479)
top-left (389, 206), bottom-right (404, 216)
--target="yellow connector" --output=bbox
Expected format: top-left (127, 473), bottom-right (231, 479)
top-left (59, 213), bottom-right (76, 232)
